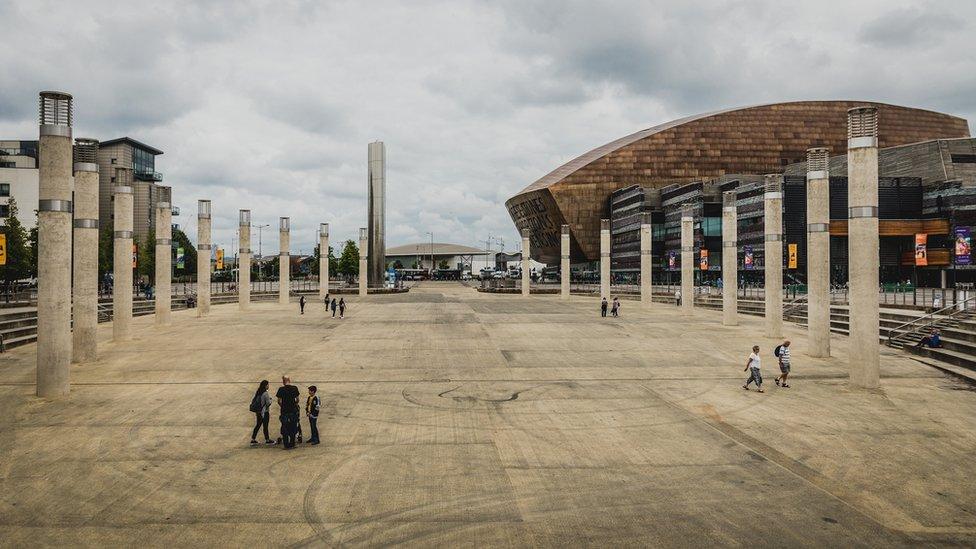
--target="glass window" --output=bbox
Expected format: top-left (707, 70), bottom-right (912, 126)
top-left (701, 217), bottom-right (721, 236)
top-left (132, 147), bottom-right (154, 175)
top-left (0, 204), bottom-right (9, 218)
top-left (0, 184), bottom-right (9, 197)
top-left (110, 158), bottom-right (117, 165)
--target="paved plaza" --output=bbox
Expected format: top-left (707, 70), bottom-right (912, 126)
top-left (2, 282), bottom-right (975, 547)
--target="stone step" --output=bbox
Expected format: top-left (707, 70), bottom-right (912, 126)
top-left (905, 345), bottom-right (976, 374)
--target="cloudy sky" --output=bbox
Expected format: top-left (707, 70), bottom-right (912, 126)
top-left (1, 0), bottom-right (973, 256)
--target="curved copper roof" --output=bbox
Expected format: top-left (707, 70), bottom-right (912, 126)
top-left (518, 100), bottom-right (968, 196)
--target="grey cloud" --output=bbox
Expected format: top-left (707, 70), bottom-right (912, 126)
top-left (858, 7), bottom-right (964, 48)
top-left (2, 0), bottom-right (975, 255)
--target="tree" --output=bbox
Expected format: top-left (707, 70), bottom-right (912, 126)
top-left (98, 222), bottom-right (114, 279)
top-left (28, 225), bottom-right (38, 277)
top-left (393, 259), bottom-right (404, 269)
top-left (328, 245), bottom-right (338, 277)
top-left (411, 260), bottom-right (419, 269)
top-left (336, 239), bottom-right (359, 280)
top-left (172, 228), bottom-right (197, 279)
top-left (138, 229), bottom-right (155, 283)
top-left (0, 199), bottom-right (32, 283)
top-left (438, 259), bottom-right (450, 270)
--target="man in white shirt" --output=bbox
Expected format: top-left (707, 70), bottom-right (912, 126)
top-left (742, 345), bottom-right (764, 392)
top-left (775, 340), bottom-right (792, 388)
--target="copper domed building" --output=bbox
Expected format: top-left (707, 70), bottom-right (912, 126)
top-left (506, 100), bottom-right (970, 264)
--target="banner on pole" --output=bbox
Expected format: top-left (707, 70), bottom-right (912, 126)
top-left (132, 243), bottom-right (137, 268)
top-left (699, 248), bottom-right (708, 271)
top-left (216, 248), bottom-right (224, 270)
top-left (954, 227), bottom-right (971, 265)
top-left (787, 243), bottom-right (798, 269)
top-left (176, 247), bottom-right (185, 270)
top-left (0, 234), bottom-right (7, 266)
top-left (668, 250), bottom-right (676, 269)
top-left (914, 233), bottom-right (928, 266)
top-left (744, 245), bottom-right (754, 270)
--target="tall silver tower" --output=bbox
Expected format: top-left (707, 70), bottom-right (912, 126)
top-left (367, 141), bottom-right (386, 286)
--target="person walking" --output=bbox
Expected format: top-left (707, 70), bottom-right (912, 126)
top-left (339, 298), bottom-right (346, 319)
top-left (330, 298), bottom-right (338, 318)
top-left (306, 386), bottom-right (321, 445)
top-left (611, 297), bottom-right (620, 317)
top-left (742, 345), bottom-right (764, 392)
top-left (675, 288), bottom-right (682, 307)
top-left (775, 340), bottom-right (792, 388)
top-left (601, 297), bottom-right (608, 317)
top-left (275, 375), bottom-right (301, 449)
top-left (299, 295), bottom-right (306, 314)
top-left (249, 380), bottom-right (275, 445)
top-left (324, 293), bottom-right (330, 308)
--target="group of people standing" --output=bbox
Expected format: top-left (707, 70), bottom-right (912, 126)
top-left (743, 340), bottom-right (792, 393)
top-left (250, 376), bottom-right (321, 448)
top-left (296, 293), bottom-right (346, 318)
top-left (600, 297), bottom-right (621, 317)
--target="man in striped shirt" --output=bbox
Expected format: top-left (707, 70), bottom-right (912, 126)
top-left (775, 340), bottom-right (791, 388)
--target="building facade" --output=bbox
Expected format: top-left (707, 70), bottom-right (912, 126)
top-left (0, 140), bottom-right (42, 228)
top-left (97, 137), bottom-right (167, 241)
top-left (506, 101), bottom-right (970, 265)
top-left (629, 138), bottom-right (976, 286)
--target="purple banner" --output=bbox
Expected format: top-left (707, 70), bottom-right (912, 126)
top-left (668, 250), bottom-right (676, 269)
top-left (955, 226), bottom-right (972, 265)
top-left (744, 245), bottom-right (754, 270)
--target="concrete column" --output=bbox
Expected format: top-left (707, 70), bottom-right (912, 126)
top-left (279, 217), bottom-right (290, 305)
top-left (197, 200), bottom-right (211, 317)
top-left (367, 142), bottom-right (387, 287)
top-left (640, 213), bottom-right (652, 306)
top-left (154, 199), bottom-right (172, 325)
top-left (359, 227), bottom-right (368, 296)
top-left (847, 106), bottom-right (880, 388)
top-left (560, 224), bottom-right (570, 299)
top-left (521, 229), bottom-right (531, 296)
top-left (722, 191), bottom-right (738, 326)
top-left (680, 204), bottom-right (694, 315)
top-left (113, 171), bottom-right (133, 342)
top-left (239, 210), bottom-right (251, 310)
top-left (806, 148), bottom-right (831, 357)
top-left (71, 138), bottom-right (99, 364)
top-left (319, 223), bottom-right (329, 299)
top-left (764, 175), bottom-right (784, 338)
top-left (600, 219), bottom-right (610, 299)
top-left (36, 91), bottom-right (73, 397)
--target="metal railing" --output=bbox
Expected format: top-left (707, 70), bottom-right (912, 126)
top-left (885, 294), bottom-right (976, 346)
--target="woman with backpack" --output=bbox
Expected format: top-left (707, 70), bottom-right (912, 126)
top-left (338, 298), bottom-right (346, 319)
top-left (250, 380), bottom-right (275, 445)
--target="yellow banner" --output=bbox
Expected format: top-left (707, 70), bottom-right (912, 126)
top-left (788, 243), bottom-right (798, 269)
top-left (216, 248), bottom-right (224, 270)
top-left (0, 234), bottom-right (6, 266)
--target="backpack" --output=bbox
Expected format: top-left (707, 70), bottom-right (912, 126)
top-left (249, 393), bottom-right (262, 413)
top-left (774, 345), bottom-right (783, 357)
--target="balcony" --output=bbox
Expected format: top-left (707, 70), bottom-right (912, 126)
top-left (134, 170), bottom-right (163, 182)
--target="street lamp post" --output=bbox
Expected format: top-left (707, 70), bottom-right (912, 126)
top-left (425, 231), bottom-right (434, 277)
top-left (256, 223), bottom-right (270, 281)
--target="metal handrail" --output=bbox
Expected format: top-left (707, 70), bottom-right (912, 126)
top-left (885, 294), bottom-right (976, 345)
top-left (782, 294), bottom-right (809, 316)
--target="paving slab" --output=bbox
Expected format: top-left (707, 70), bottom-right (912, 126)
top-left (1, 282), bottom-right (974, 547)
